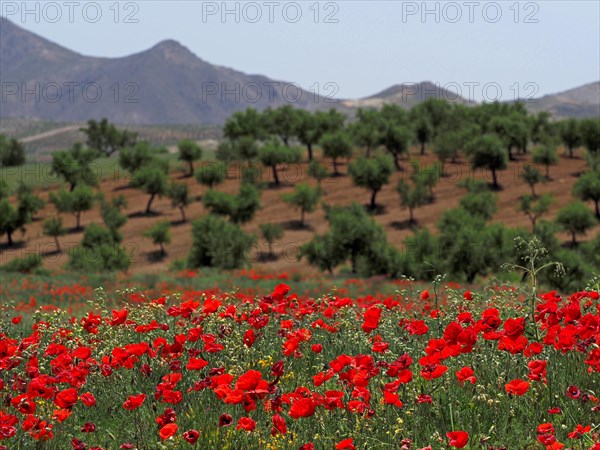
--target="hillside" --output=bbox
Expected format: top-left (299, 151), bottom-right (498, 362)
top-left (2, 18), bottom-right (598, 126)
top-left (0, 19), bottom-right (332, 125)
top-left (1, 147), bottom-right (597, 275)
top-left (524, 81), bottom-right (600, 119)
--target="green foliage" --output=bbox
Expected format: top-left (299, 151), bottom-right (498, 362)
top-left (168, 182), bottom-right (190, 222)
top-left (68, 223), bottom-right (131, 272)
top-left (282, 182), bottom-right (321, 225)
top-left (223, 108), bottom-right (266, 142)
top-left (15, 182), bottom-right (44, 222)
top-left (118, 142), bottom-right (155, 173)
top-left (99, 195), bottom-right (128, 242)
top-left (143, 220), bottom-right (171, 255)
top-left (398, 228), bottom-right (441, 281)
top-left (307, 159), bottom-right (330, 183)
top-left (302, 202), bottom-right (396, 275)
top-left (559, 118), bottom-right (582, 158)
top-left (580, 118), bottom-right (600, 155)
top-left (489, 113), bottom-right (529, 159)
top-left (203, 184), bottom-right (261, 224)
top-left (215, 141), bottom-right (238, 163)
top-left (259, 223), bottom-right (284, 258)
top-left (1, 254), bottom-right (43, 274)
top-left (532, 143), bottom-right (559, 179)
top-left (349, 155), bottom-right (394, 210)
top-left (397, 179), bottom-right (429, 223)
top-left (572, 171), bottom-right (600, 217)
top-left (43, 216), bottom-right (66, 252)
top-left (555, 201), bottom-right (597, 245)
top-left (188, 214), bottom-right (255, 269)
top-left (131, 165), bottom-right (168, 214)
top-left (49, 185), bottom-right (96, 230)
top-left (378, 125), bottom-right (411, 171)
top-left (521, 164), bottom-right (543, 196)
top-left (0, 198), bottom-right (20, 246)
top-left (467, 134), bottom-right (508, 188)
top-left (0, 134), bottom-right (26, 167)
top-left (195, 161), bottom-right (227, 188)
top-left (320, 131), bottom-right (353, 176)
top-left (518, 194), bottom-right (552, 231)
top-left (177, 140), bottom-right (202, 176)
top-left (459, 190), bottom-right (498, 221)
top-left (257, 140), bottom-right (302, 185)
top-left (81, 118), bottom-right (137, 157)
top-left (350, 108), bottom-right (383, 156)
top-left (51, 143), bottom-right (98, 191)
top-left (262, 105), bottom-right (300, 147)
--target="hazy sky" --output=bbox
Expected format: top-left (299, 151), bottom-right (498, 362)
top-left (3, 1), bottom-right (599, 101)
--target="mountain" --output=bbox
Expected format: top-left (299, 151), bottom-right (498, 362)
top-left (522, 82), bottom-right (600, 119)
top-left (0, 18), bottom-right (334, 125)
top-left (340, 81), bottom-right (476, 109)
top-left (1, 18), bottom-right (598, 125)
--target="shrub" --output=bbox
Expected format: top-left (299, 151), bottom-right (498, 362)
top-left (188, 215), bottom-right (255, 269)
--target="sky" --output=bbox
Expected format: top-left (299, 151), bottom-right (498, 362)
top-left (2, 1), bottom-right (599, 101)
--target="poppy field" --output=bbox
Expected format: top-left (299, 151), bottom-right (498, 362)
top-left (1, 275), bottom-right (599, 449)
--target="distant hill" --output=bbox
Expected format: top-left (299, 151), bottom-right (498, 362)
top-left (341, 81), bottom-right (476, 110)
top-left (1, 18), bottom-right (598, 125)
top-left (0, 18), bottom-right (333, 125)
top-left (521, 82), bottom-right (600, 119)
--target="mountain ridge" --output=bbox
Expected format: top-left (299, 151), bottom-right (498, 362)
top-left (1, 18), bottom-right (597, 125)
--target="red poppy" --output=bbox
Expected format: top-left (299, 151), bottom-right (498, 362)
top-left (123, 394), bottom-right (146, 410)
top-left (446, 430), bottom-right (469, 448)
top-left (505, 379), bottom-right (530, 396)
top-left (80, 392), bottom-right (96, 407)
top-left (335, 438), bottom-right (356, 450)
top-left (361, 307), bottom-right (382, 333)
top-left (271, 414), bottom-right (287, 436)
top-left (420, 290), bottom-right (430, 301)
top-left (236, 417), bottom-right (256, 432)
top-left (455, 367), bottom-right (476, 386)
top-left (159, 423), bottom-right (178, 441)
top-left (183, 429), bottom-right (200, 444)
top-left (289, 397), bottom-right (316, 419)
top-left (186, 357), bottom-right (209, 371)
top-left (54, 388), bottom-right (78, 409)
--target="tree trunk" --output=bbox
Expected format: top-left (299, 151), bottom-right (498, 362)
top-left (332, 158), bottom-right (339, 176)
top-left (392, 154), bottom-right (401, 171)
top-left (530, 184), bottom-right (537, 197)
top-left (272, 165), bottom-right (280, 185)
top-left (568, 145), bottom-right (574, 158)
top-left (146, 193), bottom-right (155, 214)
top-left (282, 136), bottom-right (289, 147)
top-left (307, 143), bottom-right (313, 162)
top-left (420, 141), bottom-right (426, 155)
top-left (300, 208), bottom-right (305, 227)
top-left (545, 164), bottom-right (550, 179)
top-left (7, 231), bottom-right (13, 246)
top-left (160, 242), bottom-right (165, 256)
top-left (365, 146), bottom-right (371, 158)
top-left (268, 242), bottom-right (274, 258)
top-left (370, 189), bottom-right (378, 211)
top-left (180, 206), bottom-right (186, 223)
top-left (491, 169), bottom-right (498, 189)
top-left (572, 231), bottom-right (577, 246)
top-left (189, 161), bottom-right (194, 177)
top-left (351, 254), bottom-right (357, 274)
top-left (508, 146), bottom-right (515, 161)
top-left (409, 207), bottom-right (414, 224)
top-left (595, 199), bottom-right (599, 219)
top-left (54, 236), bottom-right (61, 253)
top-left (69, 182), bottom-right (76, 192)
top-left (76, 211), bottom-right (81, 230)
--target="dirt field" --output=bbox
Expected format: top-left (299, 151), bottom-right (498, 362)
top-left (1, 146), bottom-right (598, 275)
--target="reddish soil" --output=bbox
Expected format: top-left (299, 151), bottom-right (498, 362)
top-left (1, 146), bottom-right (598, 275)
